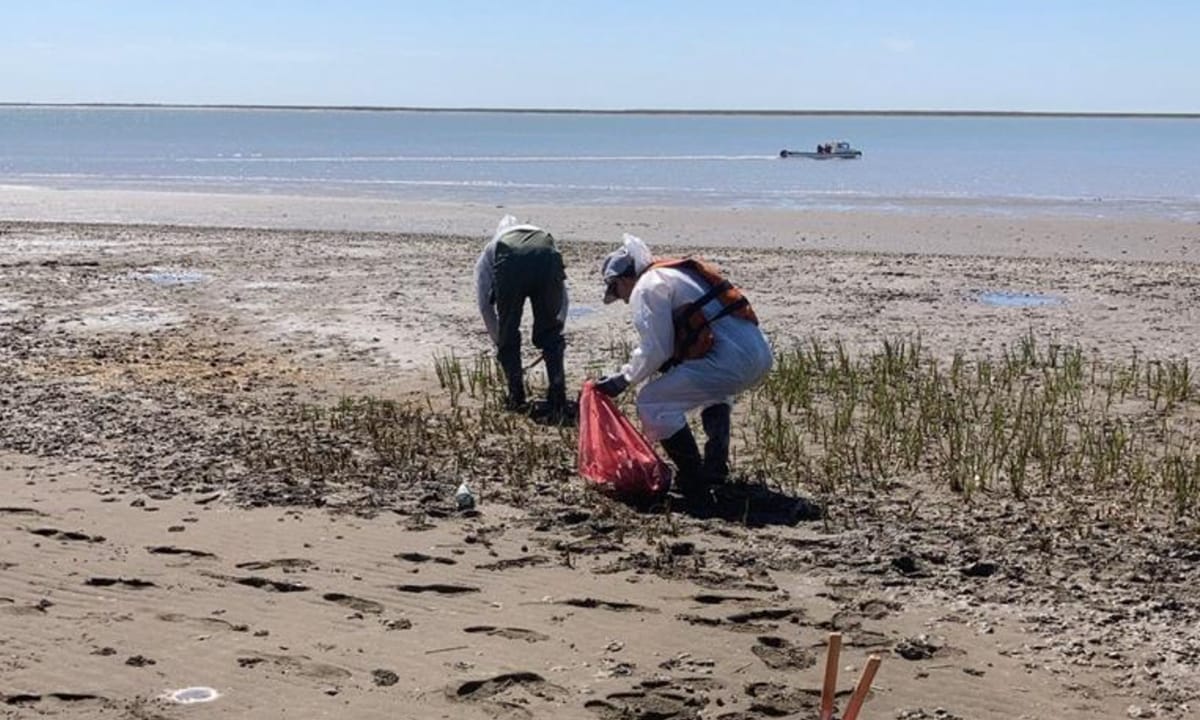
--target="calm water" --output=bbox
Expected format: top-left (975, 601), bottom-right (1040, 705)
top-left (2, 107), bottom-right (1199, 219)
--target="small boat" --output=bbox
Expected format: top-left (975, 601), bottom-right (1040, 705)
top-left (779, 141), bottom-right (862, 159)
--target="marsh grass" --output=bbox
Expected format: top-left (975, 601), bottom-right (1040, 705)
top-left (238, 332), bottom-right (1198, 527)
top-left (236, 350), bottom-right (579, 510)
top-left (747, 333), bottom-right (1200, 523)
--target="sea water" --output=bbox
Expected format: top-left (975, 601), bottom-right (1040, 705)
top-left (166, 687), bottom-right (219, 704)
top-left (977, 291), bottom-right (1065, 308)
top-left (2, 107), bottom-right (1198, 220)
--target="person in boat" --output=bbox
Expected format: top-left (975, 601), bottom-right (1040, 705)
top-left (474, 215), bottom-right (571, 423)
top-left (816, 143), bottom-right (824, 154)
top-left (593, 234), bottom-right (773, 502)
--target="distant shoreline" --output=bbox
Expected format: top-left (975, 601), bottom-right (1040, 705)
top-left (1, 101), bottom-right (1197, 119)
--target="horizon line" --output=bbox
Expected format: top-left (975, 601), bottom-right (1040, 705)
top-left (1, 101), bottom-right (1197, 119)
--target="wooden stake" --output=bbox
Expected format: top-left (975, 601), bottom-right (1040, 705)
top-left (819, 632), bottom-right (842, 720)
top-left (841, 654), bottom-right (882, 720)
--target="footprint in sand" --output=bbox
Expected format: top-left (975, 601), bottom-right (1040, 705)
top-left (235, 652), bottom-right (351, 681)
top-left (156, 612), bottom-right (247, 632)
top-left (474, 555), bottom-right (549, 571)
top-left (675, 614), bottom-right (724, 629)
top-left (322, 593), bottom-right (384, 614)
top-left (584, 679), bottom-right (719, 720)
top-left (677, 606), bottom-right (802, 632)
top-left (585, 692), bottom-right (698, 720)
top-left (723, 607), bottom-right (804, 632)
top-left (395, 583), bottom-right (479, 595)
top-left (745, 682), bottom-right (825, 717)
top-left (28, 528), bottom-right (105, 543)
top-left (823, 598), bottom-right (903, 631)
top-left (557, 598), bottom-right (658, 613)
top-left (201, 571), bottom-right (309, 593)
top-left (1, 692), bottom-right (105, 707)
top-left (372, 669), bottom-right (399, 687)
top-left (843, 628), bottom-right (893, 648)
top-left (463, 626), bottom-right (550, 643)
top-left (146, 545), bottom-right (216, 558)
top-left (751, 635), bottom-right (817, 670)
top-left (125, 655), bottom-right (157, 668)
top-left (235, 558), bottom-right (315, 572)
top-left (894, 634), bottom-right (962, 661)
top-left (728, 607), bottom-right (805, 625)
top-left (449, 672), bottom-right (565, 717)
top-left (0, 507), bottom-right (45, 517)
top-left (232, 576), bottom-right (309, 592)
top-left (395, 552), bottom-right (456, 565)
top-left (85, 577), bottom-right (157, 589)
top-left (641, 678), bottom-right (723, 692)
top-left (451, 673), bottom-right (546, 698)
top-left (690, 593), bottom-right (762, 605)
top-left (2, 598), bottom-right (53, 616)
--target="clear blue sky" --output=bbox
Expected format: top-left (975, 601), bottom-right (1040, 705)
top-left (2, 1), bottom-right (1197, 112)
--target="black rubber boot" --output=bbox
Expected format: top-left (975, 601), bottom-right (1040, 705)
top-left (500, 359), bottom-right (527, 412)
top-left (531, 383), bottom-right (577, 426)
top-left (700, 403), bottom-right (732, 485)
top-left (544, 345), bottom-right (572, 422)
top-left (504, 389), bottom-right (527, 412)
top-left (661, 426), bottom-right (705, 498)
top-left (528, 345), bottom-right (576, 425)
top-left (546, 382), bottom-right (567, 409)
top-left (543, 343), bottom-right (567, 394)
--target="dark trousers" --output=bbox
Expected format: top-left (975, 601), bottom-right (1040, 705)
top-left (493, 231), bottom-right (566, 399)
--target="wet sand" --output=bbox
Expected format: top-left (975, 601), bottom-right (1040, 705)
top-left (4, 186), bottom-right (1200, 261)
top-left (2, 199), bottom-right (1199, 719)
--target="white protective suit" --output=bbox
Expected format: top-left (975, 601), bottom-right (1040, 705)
top-left (616, 235), bottom-right (773, 441)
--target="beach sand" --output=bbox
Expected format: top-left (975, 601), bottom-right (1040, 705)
top-left (2, 193), bottom-right (1199, 719)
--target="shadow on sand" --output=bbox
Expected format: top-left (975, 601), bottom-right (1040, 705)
top-left (631, 483), bottom-right (823, 527)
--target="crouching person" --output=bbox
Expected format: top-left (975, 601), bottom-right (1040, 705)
top-left (475, 215), bottom-right (570, 422)
top-left (595, 234), bottom-right (772, 501)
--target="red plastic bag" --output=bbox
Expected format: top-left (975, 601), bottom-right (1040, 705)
top-left (577, 381), bottom-right (671, 500)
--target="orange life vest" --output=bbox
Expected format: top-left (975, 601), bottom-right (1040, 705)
top-left (650, 258), bottom-right (759, 363)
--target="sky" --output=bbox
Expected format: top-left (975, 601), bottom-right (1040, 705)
top-left (2, 1), bottom-right (1197, 113)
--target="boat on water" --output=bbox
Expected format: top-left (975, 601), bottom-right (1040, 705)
top-left (779, 141), bottom-right (862, 159)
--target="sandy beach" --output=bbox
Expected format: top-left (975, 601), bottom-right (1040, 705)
top-left (3, 192), bottom-right (1200, 719)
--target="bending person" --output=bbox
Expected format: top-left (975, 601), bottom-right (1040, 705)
top-left (474, 215), bottom-right (570, 421)
top-left (594, 234), bottom-right (772, 500)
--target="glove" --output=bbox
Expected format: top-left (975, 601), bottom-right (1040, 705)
top-left (595, 373), bottom-right (629, 397)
